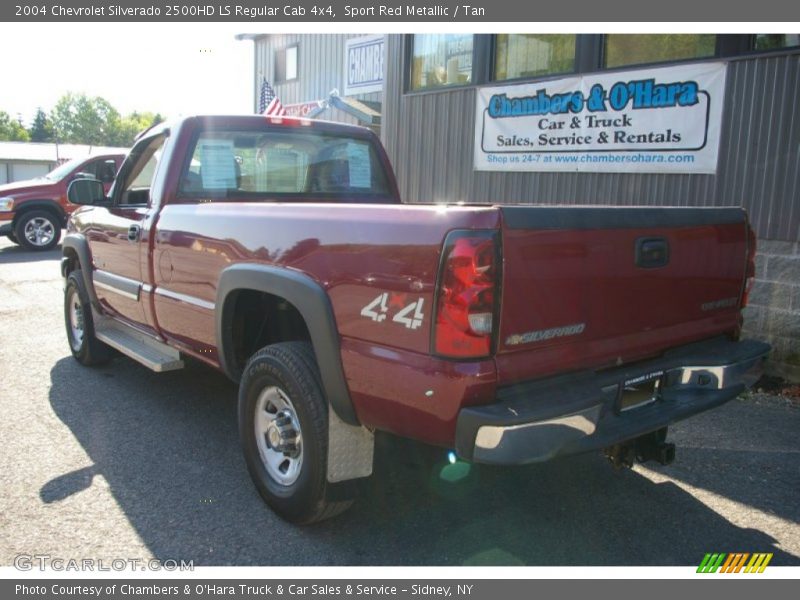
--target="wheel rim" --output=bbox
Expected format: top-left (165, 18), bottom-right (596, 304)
top-left (23, 216), bottom-right (56, 247)
top-left (254, 386), bottom-right (303, 486)
top-left (67, 288), bottom-right (84, 351)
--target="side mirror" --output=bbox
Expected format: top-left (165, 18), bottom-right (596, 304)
top-left (67, 178), bottom-right (105, 205)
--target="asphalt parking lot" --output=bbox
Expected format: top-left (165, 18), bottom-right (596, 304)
top-left (1, 236), bottom-right (798, 567)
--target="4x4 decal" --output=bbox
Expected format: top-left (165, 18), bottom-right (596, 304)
top-left (361, 293), bottom-right (425, 330)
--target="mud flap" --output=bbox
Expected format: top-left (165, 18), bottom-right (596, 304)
top-left (327, 404), bottom-right (374, 483)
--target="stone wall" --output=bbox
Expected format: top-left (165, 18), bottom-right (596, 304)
top-left (742, 239), bottom-right (800, 382)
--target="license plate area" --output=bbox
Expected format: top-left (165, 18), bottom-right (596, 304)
top-left (617, 371), bottom-right (664, 413)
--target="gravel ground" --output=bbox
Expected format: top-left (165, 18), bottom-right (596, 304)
top-left (0, 236), bottom-right (798, 566)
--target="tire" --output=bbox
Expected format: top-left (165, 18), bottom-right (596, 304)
top-left (239, 341), bottom-right (354, 524)
top-left (64, 270), bottom-right (113, 366)
top-left (15, 209), bottom-right (62, 251)
top-left (6, 232), bottom-right (19, 245)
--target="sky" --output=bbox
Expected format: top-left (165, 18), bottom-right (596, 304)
top-left (0, 23), bottom-right (255, 125)
top-left (1, 21), bottom-right (794, 128)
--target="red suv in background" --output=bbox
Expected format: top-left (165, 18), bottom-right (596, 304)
top-left (0, 153), bottom-right (124, 251)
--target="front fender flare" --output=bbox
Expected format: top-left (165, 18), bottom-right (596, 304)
top-left (216, 264), bottom-right (358, 426)
top-left (61, 233), bottom-right (99, 309)
top-left (14, 199), bottom-right (67, 224)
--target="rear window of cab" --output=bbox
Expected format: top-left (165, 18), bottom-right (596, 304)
top-left (178, 129), bottom-right (393, 202)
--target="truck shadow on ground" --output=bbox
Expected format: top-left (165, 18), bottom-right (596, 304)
top-left (0, 243), bottom-right (61, 264)
top-left (47, 356), bottom-right (798, 566)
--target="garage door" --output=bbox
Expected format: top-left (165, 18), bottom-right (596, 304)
top-left (12, 162), bottom-right (50, 182)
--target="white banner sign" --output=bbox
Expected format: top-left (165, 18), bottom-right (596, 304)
top-left (474, 62), bottom-right (727, 174)
top-left (344, 35), bottom-right (384, 96)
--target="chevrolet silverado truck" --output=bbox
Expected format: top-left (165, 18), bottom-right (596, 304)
top-left (62, 115), bottom-right (769, 523)
top-left (0, 153), bottom-right (124, 251)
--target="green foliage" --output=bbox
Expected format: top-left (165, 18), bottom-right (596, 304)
top-left (28, 108), bottom-right (56, 142)
top-left (49, 92), bottom-right (163, 147)
top-left (0, 111), bottom-right (31, 141)
top-left (51, 92), bottom-right (122, 145)
top-left (108, 111), bottom-right (165, 146)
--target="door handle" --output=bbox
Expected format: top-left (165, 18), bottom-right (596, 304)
top-left (127, 224), bottom-right (141, 242)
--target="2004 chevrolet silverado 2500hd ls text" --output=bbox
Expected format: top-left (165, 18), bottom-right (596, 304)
top-left (62, 115), bottom-right (769, 523)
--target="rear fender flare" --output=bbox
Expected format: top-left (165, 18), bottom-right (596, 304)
top-left (216, 264), bottom-right (358, 426)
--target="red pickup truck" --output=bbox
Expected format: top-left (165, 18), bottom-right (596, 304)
top-left (62, 115), bottom-right (769, 523)
top-left (0, 153), bottom-right (124, 250)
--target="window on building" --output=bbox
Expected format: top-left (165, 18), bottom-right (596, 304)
top-left (604, 34), bottom-right (716, 69)
top-left (494, 34), bottom-right (577, 81)
top-left (276, 45), bottom-right (298, 82)
top-left (410, 34), bottom-right (474, 90)
top-left (754, 34), bottom-right (800, 51)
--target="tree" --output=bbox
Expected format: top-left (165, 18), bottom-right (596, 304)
top-left (109, 111), bottom-right (165, 146)
top-left (49, 93), bottom-right (164, 147)
top-left (0, 111), bottom-right (31, 141)
top-left (28, 108), bottom-right (56, 142)
top-left (51, 92), bottom-right (121, 145)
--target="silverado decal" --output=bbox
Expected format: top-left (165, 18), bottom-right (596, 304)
top-left (361, 293), bottom-right (425, 330)
top-left (506, 322), bottom-right (586, 346)
top-left (701, 297), bottom-right (738, 311)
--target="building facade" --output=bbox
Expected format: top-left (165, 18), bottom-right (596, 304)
top-left (244, 33), bottom-right (384, 130)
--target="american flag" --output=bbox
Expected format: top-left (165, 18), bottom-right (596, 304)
top-left (259, 77), bottom-right (286, 116)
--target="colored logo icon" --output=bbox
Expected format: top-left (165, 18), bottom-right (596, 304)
top-left (697, 553), bottom-right (773, 573)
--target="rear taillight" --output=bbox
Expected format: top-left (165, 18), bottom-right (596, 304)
top-left (741, 223), bottom-right (757, 307)
top-left (433, 230), bottom-right (500, 358)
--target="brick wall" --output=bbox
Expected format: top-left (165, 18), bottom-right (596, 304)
top-left (742, 240), bottom-right (800, 382)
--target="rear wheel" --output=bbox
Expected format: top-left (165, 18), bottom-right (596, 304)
top-left (239, 342), bottom-right (354, 524)
top-left (64, 270), bottom-right (112, 366)
top-left (15, 210), bottom-right (61, 251)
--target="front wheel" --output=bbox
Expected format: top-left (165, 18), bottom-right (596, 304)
top-left (15, 210), bottom-right (61, 251)
top-left (64, 270), bottom-right (112, 366)
top-left (239, 342), bottom-right (354, 524)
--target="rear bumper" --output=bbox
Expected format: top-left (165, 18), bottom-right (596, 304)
top-left (455, 337), bottom-right (770, 464)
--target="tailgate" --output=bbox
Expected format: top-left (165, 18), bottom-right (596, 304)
top-left (497, 206), bottom-right (749, 383)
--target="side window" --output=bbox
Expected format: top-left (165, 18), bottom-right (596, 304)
top-left (82, 158), bottom-right (117, 183)
top-left (97, 159), bottom-right (118, 183)
top-left (74, 160), bottom-right (99, 180)
top-left (117, 136), bottom-right (166, 206)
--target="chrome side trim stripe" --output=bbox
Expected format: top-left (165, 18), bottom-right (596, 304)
top-left (93, 270), bottom-right (141, 301)
top-left (154, 286), bottom-right (215, 311)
